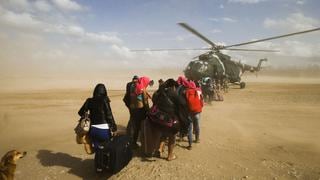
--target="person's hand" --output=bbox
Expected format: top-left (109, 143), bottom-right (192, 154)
top-left (149, 80), bottom-right (154, 87)
top-left (111, 131), bottom-right (118, 136)
top-left (112, 124), bottom-right (118, 132)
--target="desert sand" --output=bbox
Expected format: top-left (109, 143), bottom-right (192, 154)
top-left (1, 77), bottom-right (320, 179)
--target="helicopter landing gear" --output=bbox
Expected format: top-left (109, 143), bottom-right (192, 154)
top-left (223, 79), bottom-right (229, 93)
top-left (240, 82), bottom-right (246, 89)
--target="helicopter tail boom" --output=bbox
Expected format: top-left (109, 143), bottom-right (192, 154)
top-left (255, 58), bottom-right (267, 72)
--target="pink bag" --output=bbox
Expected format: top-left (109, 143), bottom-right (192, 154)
top-left (148, 105), bottom-right (177, 128)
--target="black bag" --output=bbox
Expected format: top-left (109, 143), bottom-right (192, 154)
top-left (94, 135), bottom-right (133, 174)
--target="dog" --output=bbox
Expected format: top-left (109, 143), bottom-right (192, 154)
top-left (0, 150), bottom-right (27, 180)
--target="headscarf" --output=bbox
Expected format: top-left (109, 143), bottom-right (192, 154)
top-left (177, 76), bottom-right (195, 89)
top-left (177, 76), bottom-right (188, 87)
top-left (135, 76), bottom-right (151, 95)
top-left (189, 81), bottom-right (196, 89)
top-left (132, 75), bottom-right (139, 81)
top-left (164, 78), bottom-right (179, 88)
top-left (93, 83), bottom-right (110, 102)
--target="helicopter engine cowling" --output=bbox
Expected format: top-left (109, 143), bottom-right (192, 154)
top-left (184, 54), bottom-right (225, 81)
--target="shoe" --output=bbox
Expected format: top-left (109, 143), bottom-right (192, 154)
top-left (186, 145), bottom-right (192, 150)
top-left (194, 139), bottom-right (200, 143)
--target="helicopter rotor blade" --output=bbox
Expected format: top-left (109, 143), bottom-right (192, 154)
top-left (224, 48), bottom-right (280, 52)
top-left (178, 22), bottom-right (217, 48)
top-left (224, 27), bottom-right (320, 48)
top-left (130, 48), bottom-right (211, 52)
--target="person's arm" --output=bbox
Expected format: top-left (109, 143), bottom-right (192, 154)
top-left (200, 92), bottom-right (204, 107)
top-left (146, 91), bottom-right (152, 99)
top-left (142, 89), bottom-right (150, 110)
top-left (171, 90), bottom-right (191, 133)
top-left (123, 82), bottom-right (131, 107)
top-left (78, 98), bottom-right (89, 117)
top-left (105, 99), bottom-right (117, 132)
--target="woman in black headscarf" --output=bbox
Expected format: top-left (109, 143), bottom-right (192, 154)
top-left (78, 83), bottom-right (117, 149)
top-left (144, 79), bottom-right (189, 161)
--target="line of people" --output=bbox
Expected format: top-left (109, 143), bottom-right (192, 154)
top-left (77, 75), bottom-right (205, 173)
top-left (201, 77), bottom-right (224, 104)
top-left (123, 75), bottom-right (204, 160)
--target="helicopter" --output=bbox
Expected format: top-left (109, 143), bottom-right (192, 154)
top-left (184, 52), bottom-right (267, 89)
top-left (132, 23), bottom-right (320, 89)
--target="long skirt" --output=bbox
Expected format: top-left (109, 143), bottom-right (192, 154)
top-left (143, 118), bottom-right (177, 156)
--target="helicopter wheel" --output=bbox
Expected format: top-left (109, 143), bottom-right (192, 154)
top-left (240, 82), bottom-right (246, 89)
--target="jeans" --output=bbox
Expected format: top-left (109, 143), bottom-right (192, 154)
top-left (187, 113), bottom-right (200, 146)
top-left (89, 126), bottom-right (111, 149)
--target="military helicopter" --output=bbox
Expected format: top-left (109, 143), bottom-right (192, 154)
top-left (184, 52), bottom-right (267, 89)
top-left (132, 23), bottom-right (320, 88)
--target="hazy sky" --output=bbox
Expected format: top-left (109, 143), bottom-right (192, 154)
top-left (0, 0), bottom-right (320, 78)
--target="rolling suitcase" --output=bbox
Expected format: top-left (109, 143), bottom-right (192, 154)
top-left (95, 135), bottom-right (133, 174)
top-left (94, 143), bottom-right (108, 173)
top-left (105, 135), bottom-right (133, 173)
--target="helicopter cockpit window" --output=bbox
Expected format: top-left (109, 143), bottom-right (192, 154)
top-left (199, 54), bottom-right (208, 61)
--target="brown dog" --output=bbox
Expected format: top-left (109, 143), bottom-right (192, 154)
top-left (0, 150), bottom-right (27, 180)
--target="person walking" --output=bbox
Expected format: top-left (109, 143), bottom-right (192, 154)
top-left (78, 83), bottom-right (117, 172)
top-left (185, 81), bottom-right (204, 150)
top-left (130, 76), bottom-right (153, 148)
top-left (123, 75), bottom-right (139, 138)
top-left (144, 79), bottom-right (189, 161)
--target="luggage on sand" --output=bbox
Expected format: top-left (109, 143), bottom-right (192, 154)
top-left (95, 135), bottom-right (133, 174)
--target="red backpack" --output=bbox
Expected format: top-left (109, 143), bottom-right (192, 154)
top-left (185, 88), bottom-right (203, 113)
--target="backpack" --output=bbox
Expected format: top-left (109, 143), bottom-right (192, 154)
top-left (185, 88), bottom-right (203, 113)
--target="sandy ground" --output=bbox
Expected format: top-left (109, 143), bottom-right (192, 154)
top-left (0, 79), bottom-right (320, 179)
